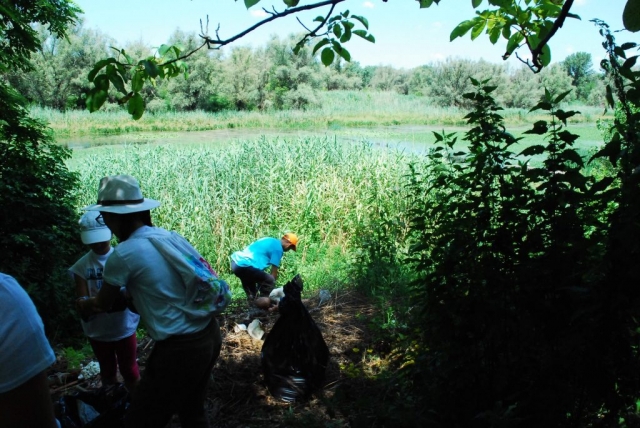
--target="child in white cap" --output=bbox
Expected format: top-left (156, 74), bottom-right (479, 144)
top-left (69, 211), bottom-right (140, 392)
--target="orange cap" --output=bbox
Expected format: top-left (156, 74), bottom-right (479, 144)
top-left (283, 233), bottom-right (298, 250)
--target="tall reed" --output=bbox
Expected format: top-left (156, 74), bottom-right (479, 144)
top-left (69, 137), bottom-right (415, 294)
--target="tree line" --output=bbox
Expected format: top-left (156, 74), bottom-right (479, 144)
top-left (4, 19), bottom-right (606, 115)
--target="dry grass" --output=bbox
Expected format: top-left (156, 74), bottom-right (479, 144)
top-left (50, 290), bottom-right (389, 427)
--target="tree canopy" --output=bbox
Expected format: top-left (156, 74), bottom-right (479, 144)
top-left (83, 0), bottom-right (639, 119)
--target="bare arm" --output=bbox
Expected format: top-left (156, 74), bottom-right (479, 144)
top-left (0, 370), bottom-right (57, 428)
top-left (73, 274), bottom-right (89, 298)
top-left (78, 280), bottom-right (121, 314)
top-left (270, 265), bottom-right (279, 281)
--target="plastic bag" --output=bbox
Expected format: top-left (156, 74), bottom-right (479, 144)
top-left (56, 383), bottom-right (129, 428)
top-left (261, 274), bottom-right (330, 402)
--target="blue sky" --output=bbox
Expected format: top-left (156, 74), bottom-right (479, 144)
top-left (73, 0), bottom-right (630, 69)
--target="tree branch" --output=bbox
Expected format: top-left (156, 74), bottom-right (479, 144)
top-left (529, 0), bottom-right (575, 72)
top-left (201, 0), bottom-right (345, 48)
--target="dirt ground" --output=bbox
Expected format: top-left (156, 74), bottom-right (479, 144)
top-left (50, 289), bottom-right (384, 427)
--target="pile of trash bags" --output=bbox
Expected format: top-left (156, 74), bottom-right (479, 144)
top-left (261, 274), bottom-right (330, 402)
top-left (56, 383), bottom-right (129, 428)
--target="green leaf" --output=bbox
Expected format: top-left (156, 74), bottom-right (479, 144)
top-left (450, 20), bottom-right (476, 41)
top-left (313, 38), bottom-right (330, 55)
top-left (132, 70), bottom-right (144, 92)
top-left (504, 32), bottom-right (523, 58)
top-left (519, 145), bottom-right (545, 156)
top-left (352, 15), bottom-right (369, 29)
top-left (94, 74), bottom-right (110, 91)
top-left (106, 65), bottom-right (126, 94)
top-left (489, 26), bottom-right (500, 44)
top-left (141, 60), bottom-right (159, 78)
top-left (553, 90), bottom-right (572, 104)
top-left (158, 44), bottom-right (171, 57)
top-left (471, 19), bottom-right (486, 40)
top-left (87, 89), bottom-right (108, 113)
top-left (127, 93), bottom-right (145, 120)
top-left (333, 43), bottom-right (351, 62)
top-left (88, 58), bottom-right (116, 82)
top-left (333, 23), bottom-right (343, 38)
top-left (283, 0), bottom-right (299, 6)
top-left (418, 0), bottom-right (434, 8)
top-left (539, 44), bottom-right (551, 67)
top-left (244, 0), bottom-right (261, 9)
top-left (623, 0), bottom-right (640, 32)
top-left (472, 0), bottom-right (482, 7)
top-left (321, 47), bottom-right (335, 66)
top-left (589, 176), bottom-right (615, 194)
top-left (340, 23), bottom-right (352, 43)
top-left (523, 121), bottom-right (548, 135)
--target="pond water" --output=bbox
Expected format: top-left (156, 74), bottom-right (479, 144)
top-left (59, 123), bottom-right (605, 165)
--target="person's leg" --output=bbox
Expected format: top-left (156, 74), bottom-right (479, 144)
top-left (177, 318), bottom-right (222, 428)
top-left (232, 262), bottom-right (275, 301)
top-left (88, 338), bottom-right (118, 385)
top-left (113, 332), bottom-right (140, 393)
top-left (124, 319), bottom-right (221, 428)
top-left (256, 274), bottom-right (275, 298)
top-left (231, 261), bottom-right (257, 300)
top-left (123, 342), bottom-right (175, 428)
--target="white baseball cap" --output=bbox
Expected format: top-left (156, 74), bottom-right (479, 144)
top-left (79, 211), bottom-right (112, 244)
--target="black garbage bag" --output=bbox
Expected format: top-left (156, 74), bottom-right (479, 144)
top-left (261, 274), bottom-right (330, 402)
top-left (56, 383), bottom-right (129, 428)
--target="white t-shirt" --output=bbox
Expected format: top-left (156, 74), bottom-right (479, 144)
top-left (69, 248), bottom-right (139, 341)
top-left (103, 226), bottom-right (211, 341)
top-left (0, 273), bottom-right (56, 393)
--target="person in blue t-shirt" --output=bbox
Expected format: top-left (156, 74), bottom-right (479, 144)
top-left (230, 233), bottom-right (298, 303)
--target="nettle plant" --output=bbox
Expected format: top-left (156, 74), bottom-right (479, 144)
top-left (404, 25), bottom-right (639, 422)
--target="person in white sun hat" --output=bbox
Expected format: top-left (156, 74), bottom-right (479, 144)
top-left (69, 211), bottom-right (140, 393)
top-left (77, 174), bottom-right (222, 428)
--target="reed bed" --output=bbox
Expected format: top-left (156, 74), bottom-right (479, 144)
top-left (69, 137), bottom-right (415, 296)
top-left (34, 91), bottom-right (609, 139)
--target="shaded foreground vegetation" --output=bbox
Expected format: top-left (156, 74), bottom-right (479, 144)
top-left (3, 2), bottom-right (640, 426)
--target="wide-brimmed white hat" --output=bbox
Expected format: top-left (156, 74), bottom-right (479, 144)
top-left (79, 211), bottom-right (112, 244)
top-left (83, 174), bottom-right (160, 214)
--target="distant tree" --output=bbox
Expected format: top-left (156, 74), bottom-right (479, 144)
top-left (5, 20), bottom-right (112, 110)
top-left (539, 63), bottom-right (576, 101)
top-left (427, 58), bottom-right (508, 108)
top-left (159, 30), bottom-right (227, 112)
top-left (407, 65), bottom-right (433, 97)
top-left (263, 34), bottom-right (322, 109)
top-left (223, 45), bottom-right (266, 110)
top-left (369, 65), bottom-right (409, 94)
top-left (502, 64), bottom-right (541, 108)
top-left (562, 51), bottom-right (596, 101)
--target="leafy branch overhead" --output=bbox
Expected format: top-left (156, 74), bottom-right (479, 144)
top-left (86, 0), bottom-right (639, 119)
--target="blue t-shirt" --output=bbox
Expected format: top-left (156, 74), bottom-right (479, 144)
top-left (0, 273), bottom-right (55, 393)
top-left (231, 237), bottom-right (283, 270)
